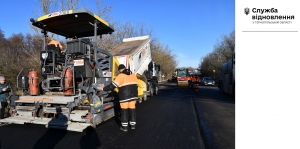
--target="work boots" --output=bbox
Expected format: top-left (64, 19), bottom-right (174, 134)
top-left (120, 126), bottom-right (128, 132)
top-left (120, 109), bottom-right (128, 132)
top-left (129, 108), bottom-right (136, 130)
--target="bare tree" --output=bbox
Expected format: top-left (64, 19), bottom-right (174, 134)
top-left (95, 0), bottom-right (113, 22)
top-left (38, 0), bottom-right (56, 14)
top-left (199, 30), bottom-right (235, 78)
top-left (150, 40), bottom-right (177, 79)
top-left (0, 28), bottom-right (6, 57)
top-left (59, 0), bottom-right (79, 11)
top-left (0, 28), bottom-right (7, 76)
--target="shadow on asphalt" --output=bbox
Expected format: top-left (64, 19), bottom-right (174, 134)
top-left (33, 107), bottom-right (102, 149)
top-left (33, 126), bottom-right (102, 149)
top-left (33, 128), bottom-right (68, 149)
top-left (34, 107), bottom-right (69, 149)
top-left (80, 126), bottom-right (101, 149)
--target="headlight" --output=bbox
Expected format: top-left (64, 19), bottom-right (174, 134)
top-left (42, 53), bottom-right (48, 59)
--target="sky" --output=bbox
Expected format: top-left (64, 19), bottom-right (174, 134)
top-left (0, 0), bottom-right (235, 68)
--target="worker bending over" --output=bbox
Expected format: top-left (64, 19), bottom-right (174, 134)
top-left (93, 64), bottom-right (138, 132)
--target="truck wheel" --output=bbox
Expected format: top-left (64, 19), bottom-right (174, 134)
top-left (154, 86), bottom-right (158, 95)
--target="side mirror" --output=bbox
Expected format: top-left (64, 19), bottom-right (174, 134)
top-left (156, 65), bottom-right (160, 71)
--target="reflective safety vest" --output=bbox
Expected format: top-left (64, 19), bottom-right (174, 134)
top-left (103, 69), bottom-right (138, 102)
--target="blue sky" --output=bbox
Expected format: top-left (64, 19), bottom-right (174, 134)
top-left (0, 0), bottom-right (234, 68)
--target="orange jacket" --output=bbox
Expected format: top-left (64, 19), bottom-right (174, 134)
top-left (103, 69), bottom-right (138, 102)
top-left (48, 40), bottom-right (63, 50)
top-left (191, 77), bottom-right (197, 82)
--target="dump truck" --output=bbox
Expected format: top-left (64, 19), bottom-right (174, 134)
top-left (110, 36), bottom-right (160, 103)
top-left (0, 10), bottom-right (126, 132)
top-left (218, 52), bottom-right (235, 96)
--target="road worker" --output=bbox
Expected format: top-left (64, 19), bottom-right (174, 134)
top-left (93, 64), bottom-right (138, 132)
top-left (48, 39), bottom-right (63, 50)
top-left (196, 76), bottom-right (201, 83)
top-left (190, 75), bottom-right (196, 87)
top-left (0, 76), bottom-right (9, 119)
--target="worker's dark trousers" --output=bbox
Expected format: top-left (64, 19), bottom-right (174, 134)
top-left (121, 109), bottom-right (129, 129)
top-left (129, 108), bottom-right (136, 126)
top-left (0, 102), bottom-right (7, 119)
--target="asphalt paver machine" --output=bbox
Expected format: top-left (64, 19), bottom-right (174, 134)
top-left (0, 10), bottom-right (118, 132)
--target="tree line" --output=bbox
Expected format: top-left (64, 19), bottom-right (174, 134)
top-left (198, 30), bottom-right (235, 79)
top-left (0, 0), bottom-right (178, 91)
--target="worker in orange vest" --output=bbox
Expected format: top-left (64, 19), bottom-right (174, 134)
top-left (189, 75), bottom-right (195, 89)
top-left (188, 75), bottom-right (192, 87)
top-left (48, 39), bottom-right (63, 50)
top-left (191, 75), bottom-right (197, 83)
top-left (93, 64), bottom-right (138, 132)
top-left (196, 76), bottom-right (201, 83)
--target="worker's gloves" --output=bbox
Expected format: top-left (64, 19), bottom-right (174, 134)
top-left (6, 86), bottom-right (11, 91)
